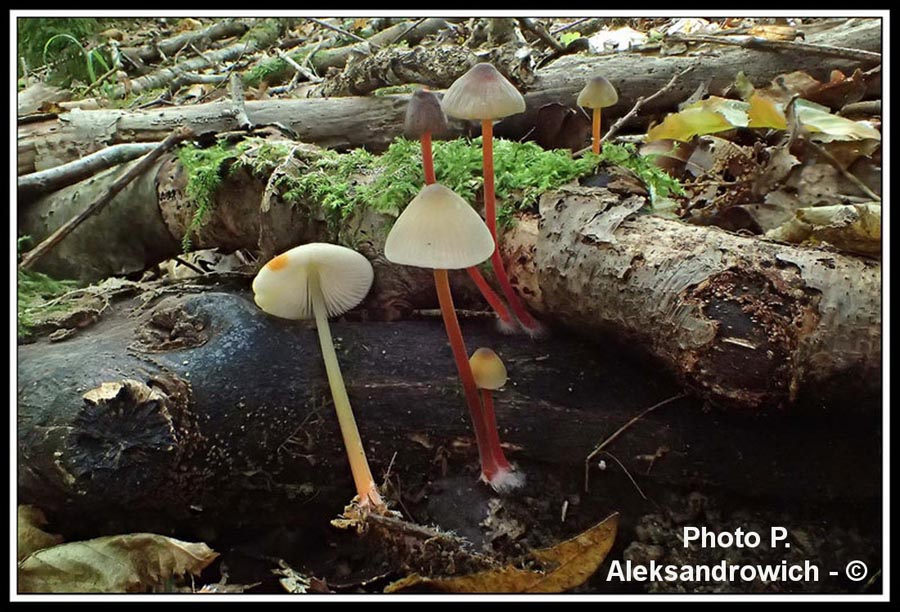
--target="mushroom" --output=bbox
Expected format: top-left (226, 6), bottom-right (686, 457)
top-left (404, 88), bottom-right (447, 185)
top-left (252, 242), bottom-right (384, 508)
top-left (577, 75), bottom-right (619, 154)
top-left (441, 63), bottom-right (544, 336)
top-left (404, 87), bottom-right (516, 333)
top-left (385, 183), bottom-right (517, 489)
top-left (469, 347), bottom-right (522, 490)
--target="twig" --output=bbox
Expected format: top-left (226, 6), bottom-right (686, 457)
top-left (551, 17), bottom-right (591, 35)
top-left (230, 73), bottom-right (251, 130)
top-left (18, 142), bottom-right (158, 198)
top-left (806, 139), bottom-right (881, 202)
top-left (838, 100), bottom-right (881, 116)
top-left (668, 33), bottom-right (881, 63)
top-left (600, 451), bottom-right (647, 500)
top-left (517, 18), bottom-right (565, 52)
top-left (307, 18), bottom-right (374, 47)
top-left (275, 48), bottom-right (322, 90)
top-left (584, 392), bottom-right (687, 492)
top-left (574, 67), bottom-right (693, 157)
top-left (19, 127), bottom-right (194, 271)
top-left (389, 17), bottom-right (428, 46)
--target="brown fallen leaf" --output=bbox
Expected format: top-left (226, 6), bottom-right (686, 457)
top-left (17, 506), bottom-right (63, 561)
top-left (18, 533), bottom-right (218, 593)
top-left (385, 512), bottom-right (619, 593)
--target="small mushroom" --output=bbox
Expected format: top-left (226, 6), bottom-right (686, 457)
top-left (469, 347), bottom-right (523, 490)
top-left (577, 75), bottom-right (619, 154)
top-left (253, 243), bottom-right (384, 509)
top-left (404, 88), bottom-right (448, 185)
top-left (404, 88), bottom-right (516, 332)
top-left (385, 183), bottom-right (517, 489)
top-left (442, 63), bottom-right (543, 336)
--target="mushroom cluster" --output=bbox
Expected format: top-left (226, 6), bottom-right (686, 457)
top-left (249, 67), bottom-right (621, 503)
top-left (441, 63), bottom-right (544, 337)
top-left (385, 184), bottom-right (523, 491)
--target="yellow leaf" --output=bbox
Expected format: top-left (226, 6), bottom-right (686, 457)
top-left (385, 513), bottom-right (619, 593)
top-left (748, 92), bottom-right (787, 129)
top-left (18, 533), bottom-right (218, 593)
top-left (17, 506), bottom-right (63, 562)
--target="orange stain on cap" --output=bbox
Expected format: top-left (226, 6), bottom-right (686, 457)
top-left (266, 253), bottom-right (290, 271)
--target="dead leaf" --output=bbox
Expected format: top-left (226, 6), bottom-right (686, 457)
top-left (747, 24), bottom-right (798, 41)
top-left (385, 513), bottom-right (619, 593)
top-left (18, 533), bottom-right (218, 593)
top-left (17, 506), bottom-right (63, 561)
top-left (766, 203), bottom-right (881, 255)
top-left (177, 18), bottom-right (203, 32)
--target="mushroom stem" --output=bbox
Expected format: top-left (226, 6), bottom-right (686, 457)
top-left (419, 132), bottom-right (516, 331)
top-left (308, 270), bottom-right (384, 508)
top-left (480, 120), bottom-right (543, 334)
top-left (421, 132), bottom-right (436, 185)
top-left (465, 267), bottom-right (516, 332)
top-left (432, 268), bottom-right (495, 477)
top-left (480, 388), bottom-right (512, 479)
top-left (592, 108), bottom-right (602, 154)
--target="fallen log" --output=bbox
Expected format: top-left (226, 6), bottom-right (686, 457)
top-left (16, 18), bottom-right (880, 175)
top-left (18, 133), bottom-right (881, 410)
top-left (17, 290), bottom-right (880, 541)
top-left (119, 19), bottom-right (250, 66)
top-left (502, 187), bottom-right (881, 411)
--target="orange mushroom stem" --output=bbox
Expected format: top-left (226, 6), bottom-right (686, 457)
top-left (481, 120), bottom-right (544, 335)
top-left (433, 269), bottom-right (494, 473)
top-left (592, 108), bottom-right (602, 155)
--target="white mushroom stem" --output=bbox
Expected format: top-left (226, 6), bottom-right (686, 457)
top-left (308, 269), bottom-right (384, 508)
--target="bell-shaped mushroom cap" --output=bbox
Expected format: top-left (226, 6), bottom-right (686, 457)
top-left (404, 89), bottom-right (449, 139)
top-left (252, 243), bottom-right (374, 320)
top-left (469, 347), bottom-right (508, 390)
top-left (577, 75), bottom-right (619, 109)
top-left (441, 63), bottom-right (526, 121)
top-left (384, 183), bottom-right (495, 270)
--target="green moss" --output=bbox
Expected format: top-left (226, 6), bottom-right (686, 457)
top-left (175, 137), bottom-right (683, 249)
top-left (244, 56), bottom-right (291, 88)
top-left (176, 142), bottom-right (244, 251)
top-left (17, 238), bottom-right (81, 337)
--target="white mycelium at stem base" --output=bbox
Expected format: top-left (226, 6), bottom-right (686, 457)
top-left (253, 243), bottom-right (383, 508)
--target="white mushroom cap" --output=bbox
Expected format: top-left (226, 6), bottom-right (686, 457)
top-left (384, 183), bottom-right (495, 270)
top-left (441, 63), bottom-right (526, 121)
top-left (252, 243), bottom-right (374, 320)
top-left (577, 75), bottom-right (619, 109)
top-left (469, 347), bottom-right (508, 390)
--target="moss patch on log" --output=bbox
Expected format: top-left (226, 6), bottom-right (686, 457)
top-left (175, 137), bottom-right (683, 250)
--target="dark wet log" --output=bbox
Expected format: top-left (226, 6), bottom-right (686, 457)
top-left (17, 290), bottom-right (880, 540)
top-left (16, 18), bottom-right (880, 175)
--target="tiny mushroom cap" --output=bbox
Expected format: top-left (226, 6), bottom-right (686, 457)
top-left (253, 243), bottom-right (374, 320)
top-left (385, 183), bottom-right (495, 270)
top-left (577, 75), bottom-right (619, 109)
top-left (441, 63), bottom-right (526, 121)
top-left (404, 88), bottom-right (449, 139)
top-left (469, 347), bottom-right (508, 390)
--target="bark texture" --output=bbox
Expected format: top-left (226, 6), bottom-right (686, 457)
top-left (502, 186), bottom-right (881, 410)
top-left (17, 291), bottom-right (880, 539)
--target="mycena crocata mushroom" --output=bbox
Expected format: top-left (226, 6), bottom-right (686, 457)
top-left (385, 183), bottom-right (517, 490)
top-left (404, 88), bottom-right (516, 333)
top-left (577, 75), bottom-right (619, 154)
top-left (253, 243), bottom-right (384, 508)
top-left (469, 347), bottom-right (522, 490)
top-left (441, 63), bottom-right (544, 336)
